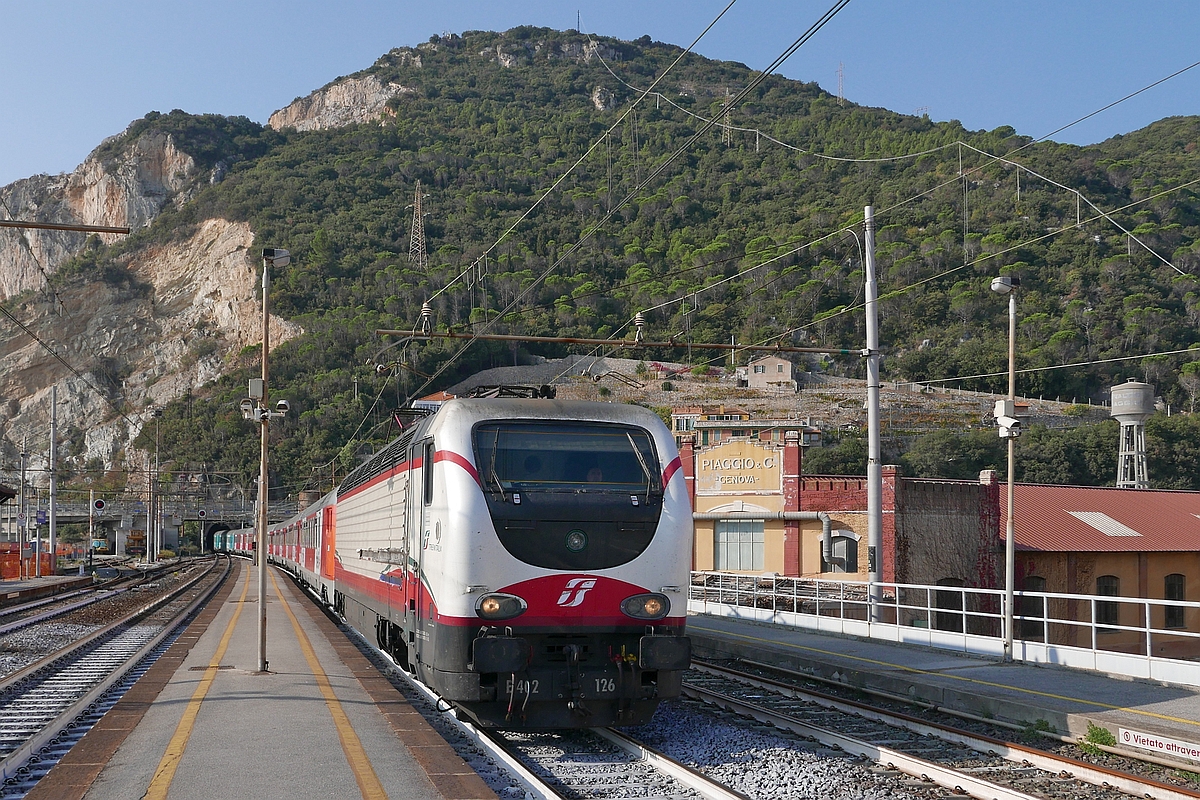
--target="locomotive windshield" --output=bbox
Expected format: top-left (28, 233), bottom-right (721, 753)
top-left (474, 422), bottom-right (661, 495)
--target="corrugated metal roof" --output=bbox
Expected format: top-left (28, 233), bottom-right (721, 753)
top-left (1004, 484), bottom-right (1200, 552)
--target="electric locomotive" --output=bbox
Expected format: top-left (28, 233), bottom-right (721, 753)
top-left (332, 396), bottom-right (693, 728)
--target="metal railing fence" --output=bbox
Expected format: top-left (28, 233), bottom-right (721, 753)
top-left (689, 571), bottom-right (1200, 686)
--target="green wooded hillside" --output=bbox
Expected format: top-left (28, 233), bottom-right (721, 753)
top-left (52, 27), bottom-right (1200, 496)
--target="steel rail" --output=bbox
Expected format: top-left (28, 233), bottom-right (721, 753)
top-left (690, 661), bottom-right (1200, 800)
top-left (317, 581), bottom-right (719, 800)
top-left (0, 557), bottom-right (229, 783)
top-left (393, 663), bottom-right (559, 798)
top-left (593, 727), bottom-right (753, 800)
top-left (731, 655), bottom-right (1200, 773)
top-left (682, 678), bottom-right (1043, 800)
top-left (0, 590), bottom-right (124, 638)
top-left (0, 587), bottom-right (103, 624)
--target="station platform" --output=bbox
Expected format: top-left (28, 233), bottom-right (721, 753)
top-left (688, 613), bottom-right (1200, 761)
top-left (0, 574), bottom-right (92, 608)
top-left (28, 561), bottom-right (496, 800)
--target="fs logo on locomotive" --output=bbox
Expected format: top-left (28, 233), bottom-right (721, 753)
top-left (557, 578), bottom-right (597, 607)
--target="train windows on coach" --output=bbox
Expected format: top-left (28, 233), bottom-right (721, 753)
top-left (423, 441), bottom-right (435, 505)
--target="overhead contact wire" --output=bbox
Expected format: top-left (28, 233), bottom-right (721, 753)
top-left (411, 0), bottom-right (854, 397)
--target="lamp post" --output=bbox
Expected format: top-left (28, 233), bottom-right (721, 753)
top-left (990, 274), bottom-right (1020, 662)
top-left (248, 248), bottom-right (290, 674)
top-left (18, 438), bottom-right (27, 579)
top-left (151, 407), bottom-right (162, 561)
top-left (49, 386), bottom-right (57, 576)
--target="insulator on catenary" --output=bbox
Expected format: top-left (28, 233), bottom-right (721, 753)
top-left (419, 301), bottom-right (433, 333)
top-left (634, 311), bottom-right (646, 343)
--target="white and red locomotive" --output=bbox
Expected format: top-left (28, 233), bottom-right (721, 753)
top-left (233, 397), bottom-right (693, 728)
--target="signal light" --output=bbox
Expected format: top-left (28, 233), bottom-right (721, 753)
top-left (476, 593), bottom-right (527, 621)
top-left (620, 593), bottom-right (670, 620)
top-left (93, 499), bottom-right (106, 511)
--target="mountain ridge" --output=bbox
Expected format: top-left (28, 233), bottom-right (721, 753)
top-left (1, 25), bottom-right (1198, 496)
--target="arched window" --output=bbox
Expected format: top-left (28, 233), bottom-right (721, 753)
top-left (826, 532), bottom-right (858, 573)
top-left (1165, 574), bottom-right (1186, 629)
top-left (1096, 575), bottom-right (1120, 628)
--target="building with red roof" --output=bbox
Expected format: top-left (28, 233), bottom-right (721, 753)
top-left (1004, 483), bottom-right (1199, 657)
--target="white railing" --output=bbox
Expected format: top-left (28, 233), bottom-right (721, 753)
top-left (688, 571), bottom-right (1200, 687)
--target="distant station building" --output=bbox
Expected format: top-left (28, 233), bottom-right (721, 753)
top-left (679, 409), bottom-right (1199, 646)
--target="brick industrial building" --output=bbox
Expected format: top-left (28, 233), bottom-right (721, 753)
top-left (680, 434), bottom-right (1001, 589)
top-left (677, 409), bottom-right (1197, 651)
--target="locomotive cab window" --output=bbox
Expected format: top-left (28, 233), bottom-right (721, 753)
top-left (474, 421), bottom-right (665, 570)
top-left (474, 422), bottom-right (661, 496)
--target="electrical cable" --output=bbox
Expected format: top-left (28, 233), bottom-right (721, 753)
top-left (957, 140), bottom-right (1182, 274)
top-left (409, 0), bottom-right (854, 398)
top-left (423, 0), bottom-right (740, 306)
top-left (926, 345), bottom-right (1200, 386)
top-left (764, 174), bottom-right (1200, 345)
top-left (0, 197), bottom-right (65, 310)
top-left (0, 304), bottom-right (137, 428)
top-left (591, 45), bottom-right (960, 164)
top-left (1028, 58), bottom-right (1200, 148)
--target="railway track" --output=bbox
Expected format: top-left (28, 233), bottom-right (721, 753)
top-left (479, 726), bottom-right (750, 799)
top-left (0, 556), bottom-right (230, 795)
top-left (287, 570), bottom-right (1200, 800)
top-left (287, 571), bottom-right (747, 799)
top-left (0, 561), bottom-right (181, 642)
top-left (681, 659), bottom-right (1200, 800)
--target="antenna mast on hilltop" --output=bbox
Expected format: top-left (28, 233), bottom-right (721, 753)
top-left (408, 180), bottom-right (430, 272)
top-left (837, 62), bottom-right (845, 106)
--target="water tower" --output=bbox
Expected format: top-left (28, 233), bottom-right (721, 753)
top-left (1110, 379), bottom-right (1155, 489)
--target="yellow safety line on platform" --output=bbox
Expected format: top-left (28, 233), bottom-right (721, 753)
top-left (271, 569), bottom-right (388, 799)
top-left (145, 564), bottom-right (250, 800)
top-left (690, 621), bottom-right (1200, 730)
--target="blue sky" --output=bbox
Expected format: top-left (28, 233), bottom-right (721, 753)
top-left (1, 1), bottom-right (1197, 187)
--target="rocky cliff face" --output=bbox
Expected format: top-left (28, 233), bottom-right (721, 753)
top-left (0, 124), bottom-right (302, 479)
top-left (0, 129), bottom-right (196, 300)
top-left (1, 218), bottom-right (300, 479)
top-left (268, 74), bottom-right (416, 132)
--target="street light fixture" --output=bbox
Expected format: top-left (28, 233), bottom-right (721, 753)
top-left (991, 274), bottom-right (1020, 661)
top-left (151, 407), bottom-right (162, 562)
top-left (255, 247), bottom-right (290, 674)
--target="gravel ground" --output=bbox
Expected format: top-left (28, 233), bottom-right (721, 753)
top-left (629, 700), bottom-right (927, 800)
top-left (0, 623), bottom-right (102, 676)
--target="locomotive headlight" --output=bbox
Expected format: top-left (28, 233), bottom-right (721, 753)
top-left (476, 593), bottom-right (527, 620)
top-left (620, 593), bottom-right (670, 620)
top-left (565, 529), bottom-right (588, 552)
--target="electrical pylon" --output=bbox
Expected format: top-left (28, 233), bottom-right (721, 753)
top-left (408, 180), bottom-right (429, 272)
